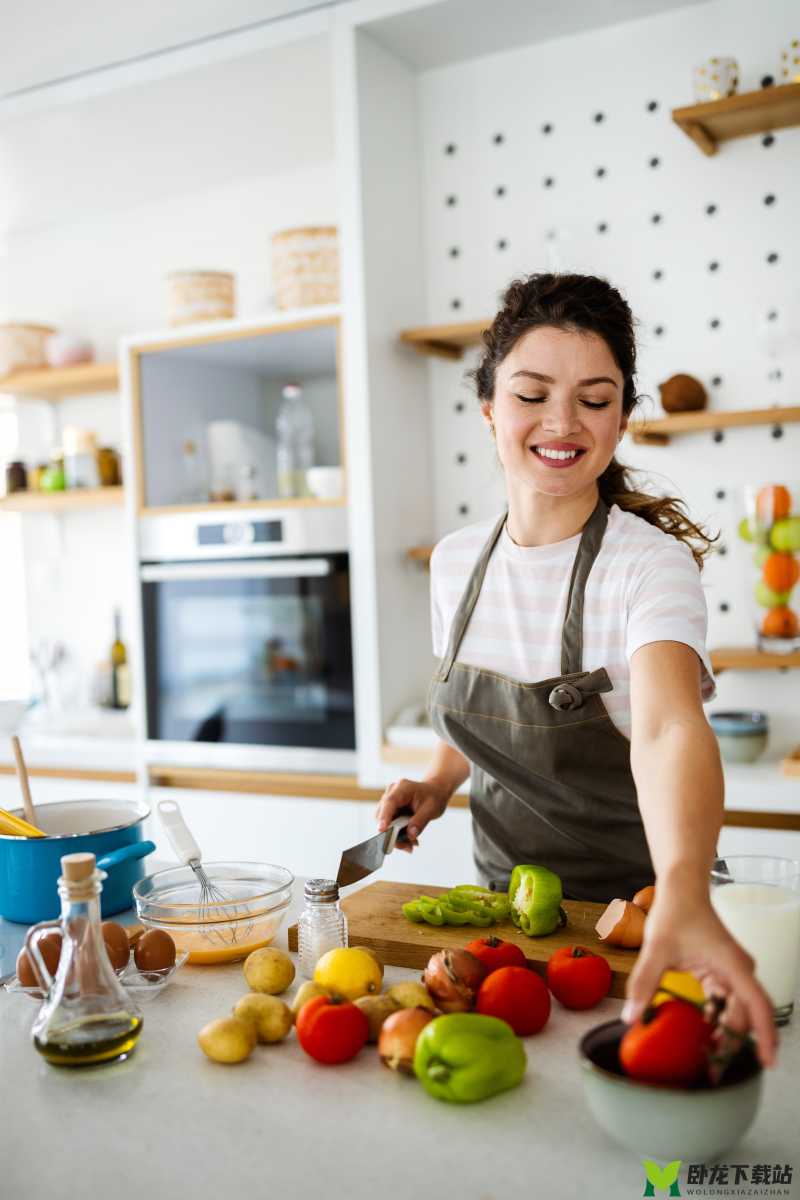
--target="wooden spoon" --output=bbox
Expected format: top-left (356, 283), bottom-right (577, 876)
top-left (11, 736), bottom-right (37, 828)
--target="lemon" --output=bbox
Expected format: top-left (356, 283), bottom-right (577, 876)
top-left (314, 947), bottom-right (382, 1001)
top-left (652, 969), bottom-right (705, 1007)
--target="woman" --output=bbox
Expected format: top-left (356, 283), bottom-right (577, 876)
top-left (377, 273), bottom-right (776, 1066)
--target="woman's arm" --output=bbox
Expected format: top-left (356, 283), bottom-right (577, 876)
top-left (625, 639), bottom-right (777, 1066)
top-left (376, 739), bottom-right (471, 850)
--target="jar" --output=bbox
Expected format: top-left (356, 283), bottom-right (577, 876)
top-left (97, 446), bottom-right (121, 487)
top-left (297, 878), bottom-right (348, 979)
top-left (5, 461), bottom-right (28, 493)
top-left (62, 427), bottom-right (99, 489)
top-left (29, 463), bottom-right (48, 491)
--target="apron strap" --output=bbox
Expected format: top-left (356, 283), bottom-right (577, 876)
top-left (438, 511), bottom-right (507, 682)
top-left (560, 498), bottom-right (609, 676)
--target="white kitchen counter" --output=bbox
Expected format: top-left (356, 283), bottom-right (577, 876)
top-left (1, 881), bottom-right (799, 1200)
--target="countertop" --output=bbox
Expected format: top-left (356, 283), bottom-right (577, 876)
top-left (1, 881), bottom-right (799, 1200)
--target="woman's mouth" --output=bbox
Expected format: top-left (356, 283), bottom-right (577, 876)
top-left (531, 444), bottom-right (588, 469)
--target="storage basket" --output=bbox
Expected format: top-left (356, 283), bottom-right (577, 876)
top-left (0, 323), bottom-right (56, 377)
top-left (271, 226), bottom-right (339, 310)
top-left (167, 271), bottom-right (235, 327)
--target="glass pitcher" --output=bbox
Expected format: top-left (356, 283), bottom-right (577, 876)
top-left (26, 851), bottom-right (142, 1067)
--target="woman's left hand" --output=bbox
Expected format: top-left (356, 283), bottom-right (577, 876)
top-left (621, 887), bottom-right (778, 1069)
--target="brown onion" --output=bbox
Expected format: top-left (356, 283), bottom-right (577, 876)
top-left (422, 948), bottom-right (487, 1013)
top-left (632, 885), bottom-right (655, 914)
top-left (378, 1007), bottom-right (433, 1073)
top-left (595, 899), bottom-right (646, 948)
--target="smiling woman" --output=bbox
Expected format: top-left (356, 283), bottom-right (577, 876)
top-left (376, 273), bottom-right (778, 1070)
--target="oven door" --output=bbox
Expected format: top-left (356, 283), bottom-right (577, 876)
top-left (141, 554), bottom-right (354, 749)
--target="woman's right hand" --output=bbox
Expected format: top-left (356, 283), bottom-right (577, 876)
top-left (375, 778), bottom-right (450, 852)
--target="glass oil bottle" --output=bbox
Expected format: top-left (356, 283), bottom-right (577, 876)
top-left (27, 852), bottom-right (142, 1067)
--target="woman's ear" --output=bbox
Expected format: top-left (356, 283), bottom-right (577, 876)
top-left (618, 412), bottom-right (629, 441)
top-left (480, 400), bottom-right (494, 429)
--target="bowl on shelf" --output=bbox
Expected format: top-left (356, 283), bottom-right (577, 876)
top-left (579, 1019), bottom-right (763, 1161)
top-left (709, 711), bottom-right (769, 763)
top-left (133, 861), bottom-right (293, 964)
top-left (305, 466), bottom-right (344, 500)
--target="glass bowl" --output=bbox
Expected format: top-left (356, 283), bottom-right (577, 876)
top-left (133, 862), bottom-right (294, 964)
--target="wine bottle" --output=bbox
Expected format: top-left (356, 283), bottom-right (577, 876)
top-left (110, 610), bottom-right (130, 710)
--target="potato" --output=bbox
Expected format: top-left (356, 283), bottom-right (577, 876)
top-left (234, 993), bottom-right (292, 1044)
top-left (354, 993), bottom-right (399, 1042)
top-left (243, 947), bottom-right (295, 995)
top-left (197, 1017), bottom-right (256, 1063)
top-left (290, 980), bottom-right (330, 1022)
top-left (386, 981), bottom-right (437, 1012)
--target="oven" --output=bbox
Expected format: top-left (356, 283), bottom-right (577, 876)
top-left (139, 508), bottom-right (355, 761)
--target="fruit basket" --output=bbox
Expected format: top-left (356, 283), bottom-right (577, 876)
top-left (737, 484), bottom-right (800, 652)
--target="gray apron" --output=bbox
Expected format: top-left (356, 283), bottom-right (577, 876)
top-left (428, 498), bottom-right (656, 904)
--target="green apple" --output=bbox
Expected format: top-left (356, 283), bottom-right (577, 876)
top-left (40, 465), bottom-right (65, 492)
top-left (770, 517), bottom-right (800, 553)
top-left (754, 580), bottom-right (791, 608)
top-left (753, 545), bottom-right (771, 568)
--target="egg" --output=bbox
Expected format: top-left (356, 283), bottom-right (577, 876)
top-left (16, 931), bottom-right (62, 994)
top-left (101, 921), bottom-right (131, 972)
top-left (134, 929), bottom-right (176, 980)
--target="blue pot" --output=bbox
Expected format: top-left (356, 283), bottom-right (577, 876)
top-left (0, 798), bottom-right (155, 924)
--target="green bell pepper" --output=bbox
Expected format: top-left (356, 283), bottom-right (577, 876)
top-left (414, 1013), bottom-right (526, 1103)
top-left (508, 864), bottom-right (567, 936)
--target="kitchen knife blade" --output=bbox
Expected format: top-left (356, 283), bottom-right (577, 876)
top-left (336, 810), bottom-right (412, 887)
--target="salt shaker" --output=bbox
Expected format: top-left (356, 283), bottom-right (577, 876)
top-left (297, 878), bottom-right (348, 978)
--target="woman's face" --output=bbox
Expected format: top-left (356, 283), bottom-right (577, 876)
top-left (481, 325), bottom-right (628, 500)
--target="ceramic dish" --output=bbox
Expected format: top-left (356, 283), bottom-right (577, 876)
top-left (133, 862), bottom-right (293, 964)
top-left (579, 1019), bottom-right (762, 1160)
top-left (709, 711), bottom-right (769, 764)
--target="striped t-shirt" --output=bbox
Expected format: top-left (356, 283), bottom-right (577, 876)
top-left (430, 504), bottom-right (716, 739)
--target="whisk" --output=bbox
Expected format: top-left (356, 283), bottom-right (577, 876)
top-left (157, 800), bottom-right (250, 945)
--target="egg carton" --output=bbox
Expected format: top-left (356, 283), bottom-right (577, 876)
top-left (3, 948), bottom-right (188, 1003)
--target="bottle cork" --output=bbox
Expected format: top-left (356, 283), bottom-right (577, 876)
top-left (61, 852), bottom-right (96, 881)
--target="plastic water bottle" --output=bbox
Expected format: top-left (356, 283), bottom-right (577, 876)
top-left (276, 383), bottom-right (315, 498)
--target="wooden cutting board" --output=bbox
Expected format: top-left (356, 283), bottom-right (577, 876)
top-left (288, 880), bottom-right (639, 998)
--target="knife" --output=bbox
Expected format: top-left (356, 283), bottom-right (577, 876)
top-left (336, 808), bottom-right (413, 887)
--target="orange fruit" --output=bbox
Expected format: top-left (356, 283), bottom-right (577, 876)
top-left (762, 553), bottom-right (799, 593)
top-left (761, 607), bottom-right (799, 638)
top-left (756, 484), bottom-right (791, 524)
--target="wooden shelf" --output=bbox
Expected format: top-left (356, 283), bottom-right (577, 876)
top-left (630, 406), bottom-right (800, 445)
top-left (672, 82), bottom-right (800, 156)
top-left (0, 361), bottom-right (119, 400)
top-left (400, 320), bottom-right (487, 360)
top-left (710, 647), bottom-right (800, 673)
top-left (0, 486), bottom-right (124, 513)
top-left (141, 496), bottom-right (346, 516)
top-left (147, 766), bottom-right (383, 802)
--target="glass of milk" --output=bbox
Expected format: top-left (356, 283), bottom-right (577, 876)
top-left (710, 856), bottom-right (800, 1024)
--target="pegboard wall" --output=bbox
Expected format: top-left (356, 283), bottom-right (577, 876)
top-left (399, 0), bottom-right (800, 744)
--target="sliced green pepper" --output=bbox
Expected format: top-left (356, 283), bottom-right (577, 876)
top-left (401, 886), bottom-right (509, 928)
top-left (508, 864), bottom-right (567, 936)
top-left (414, 1013), bottom-right (526, 1103)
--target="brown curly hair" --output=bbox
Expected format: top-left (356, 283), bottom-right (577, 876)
top-left (469, 272), bottom-right (717, 569)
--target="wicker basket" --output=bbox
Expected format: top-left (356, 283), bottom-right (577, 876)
top-left (271, 226), bottom-right (339, 311)
top-left (0, 323), bottom-right (56, 377)
top-left (167, 271), bottom-right (236, 327)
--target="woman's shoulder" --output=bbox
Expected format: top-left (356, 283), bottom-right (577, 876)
top-left (430, 515), bottom-right (500, 574)
top-left (605, 503), bottom-right (698, 569)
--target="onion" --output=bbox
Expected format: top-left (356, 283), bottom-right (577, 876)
top-left (378, 1007), bottom-right (433, 1073)
top-left (422, 948), bottom-right (487, 1012)
top-left (632, 885), bottom-right (655, 914)
top-left (595, 899), bottom-right (646, 948)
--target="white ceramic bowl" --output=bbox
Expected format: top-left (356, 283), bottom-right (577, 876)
top-left (306, 466), bottom-right (344, 500)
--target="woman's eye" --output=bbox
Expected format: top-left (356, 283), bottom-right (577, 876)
top-left (515, 394), bottom-right (546, 403)
top-left (580, 399), bottom-right (611, 409)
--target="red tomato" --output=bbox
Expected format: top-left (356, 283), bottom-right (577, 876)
top-left (476, 965), bottom-right (550, 1036)
top-left (465, 936), bottom-right (527, 975)
top-left (619, 998), bottom-right (712, 1087)
top-left (295, 995), bottom-right (369, 1064)
top-left (546, 945), bottom-right (612, 1010)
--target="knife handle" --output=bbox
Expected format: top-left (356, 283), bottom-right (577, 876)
top-left (385, 811), bottom-right (412, 854)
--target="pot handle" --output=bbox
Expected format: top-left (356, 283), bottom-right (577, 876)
top-left (97, 840), bottom-right (156, 872)
top-left (24, 919), bottom-right (62, 993)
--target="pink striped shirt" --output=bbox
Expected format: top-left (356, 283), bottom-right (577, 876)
top-left (430, 504), bottom-right (716, 738)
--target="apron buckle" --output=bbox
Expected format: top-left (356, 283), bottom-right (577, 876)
top-left (548, 682), bottom-right (584, 711)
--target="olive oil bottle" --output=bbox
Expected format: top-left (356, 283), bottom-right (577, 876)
top-left (27, 853), bottom-right (143, 1067)
top-left (110, 609), bottom-right (130, 710)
